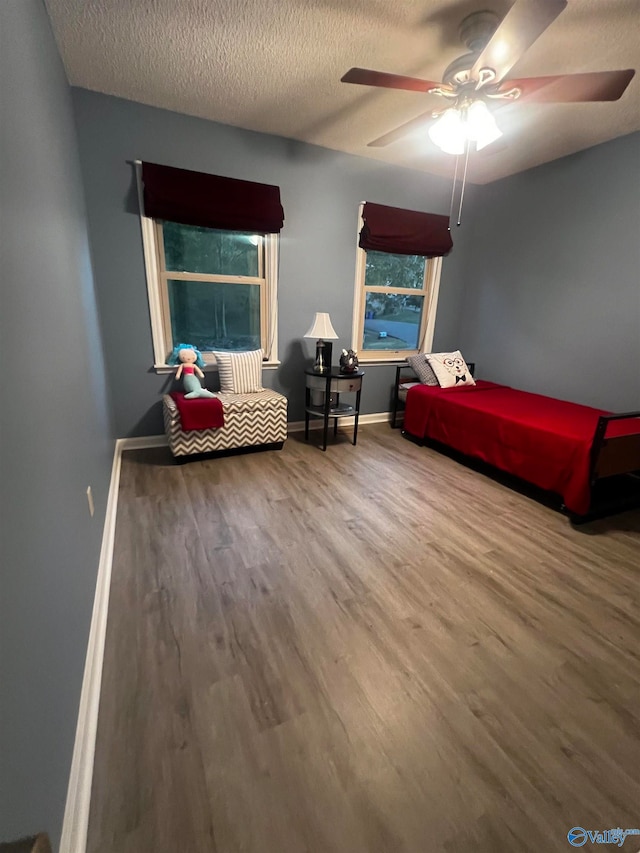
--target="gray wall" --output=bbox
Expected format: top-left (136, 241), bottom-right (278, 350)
top-left (0, 1), bottom-right (113, 847)
top-left (457, 133), bottom-right (640, 411)
top-left (70, 89), bottom-right (474, 436)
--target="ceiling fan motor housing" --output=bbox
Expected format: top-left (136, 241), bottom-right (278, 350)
top-left (442, 11), bottom-right (500, 87)
top-left (459, 10), bottom-right (500, 52)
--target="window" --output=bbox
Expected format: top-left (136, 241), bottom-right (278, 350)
top-left (353, 248), bottom-right (442, 358)
top-left (136, 161), bottom-right (283, 368)
top-left (147, 218), bottom-right (278, 364)
top-left (351, 203), bottom-right (449, 361)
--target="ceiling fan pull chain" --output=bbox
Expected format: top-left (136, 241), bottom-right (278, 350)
top-left (448, 153), bottom-right (461, 231)
top-left (457, 138), bottom-right (471, 226)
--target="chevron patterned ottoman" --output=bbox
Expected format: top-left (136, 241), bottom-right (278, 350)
top-left (163, 389), bottom-right (288, 458)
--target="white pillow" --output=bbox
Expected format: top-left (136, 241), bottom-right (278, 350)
top-left (426, 351), bottom-right (475, 388)
top-left (213, 349), bottom-right (264, 393)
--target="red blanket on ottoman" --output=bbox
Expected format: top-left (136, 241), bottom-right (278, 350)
top-left (170, 392), bottom-right (224, 431)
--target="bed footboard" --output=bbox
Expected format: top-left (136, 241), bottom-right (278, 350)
top-left (590, 411), bottom-right (640, 482)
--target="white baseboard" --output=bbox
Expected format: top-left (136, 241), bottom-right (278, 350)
top-left (61, 433), bottom-right (175, 851)
top-left (288, 411), bottom-right (391, 433)
top-left (119, 414), bottom-right (393, 441)
top-left (119, 434), bottom-right (168, 451)
top-left (107, 414), bottom-right (393, 448)
top-left (60, 439), bottom-right (127, 853)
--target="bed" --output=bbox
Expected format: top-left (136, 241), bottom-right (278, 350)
top-left (401, 375), bottom-right (640, 519)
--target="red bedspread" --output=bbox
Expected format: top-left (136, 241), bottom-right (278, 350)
top-left (404, 380), bottom-right (639, 515)
top-left (170, 392), bottom-right (224, 431)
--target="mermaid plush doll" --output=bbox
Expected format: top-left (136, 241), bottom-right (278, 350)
top-left (167, 344), bottom-right (217, 399)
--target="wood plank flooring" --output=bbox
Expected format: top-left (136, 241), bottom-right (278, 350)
top-left (87, 425), bottom-right (640, 853)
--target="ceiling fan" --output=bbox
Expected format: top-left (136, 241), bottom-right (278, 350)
top-left (341, 0), bottom-right (635, 154)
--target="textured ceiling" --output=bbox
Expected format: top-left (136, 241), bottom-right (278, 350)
top-left (45, 0), bottom-right (640, 184)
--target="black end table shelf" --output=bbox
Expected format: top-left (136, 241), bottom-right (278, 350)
top-left (304, 368), bottom-right (364, 451)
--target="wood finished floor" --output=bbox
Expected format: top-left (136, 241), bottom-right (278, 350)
top-left (88, 424), bottom-right (640, 853)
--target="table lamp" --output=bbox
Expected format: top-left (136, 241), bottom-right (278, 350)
top-left (304, 312), bottom-right (338, 373)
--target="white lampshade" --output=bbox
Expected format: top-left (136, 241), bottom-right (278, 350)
top-left (429, 101), bottom-right (502, 154)
top-left (304, 312), bottom-right (339, 339)
top-left (428, 109), bottom-right (466, 156)
top-left (466, 100), bottom-right (503, 151)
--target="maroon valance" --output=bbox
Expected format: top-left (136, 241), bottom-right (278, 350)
top-left (141, 162), bottom-right (285, 233)
top-left (359, 202), bottom-right (452, 257)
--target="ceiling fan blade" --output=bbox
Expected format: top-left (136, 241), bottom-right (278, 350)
top-left (367, 111), bottom-right (435, 147)
top-left (341, 68), bottom-right (442, 94)
top-left (471, 0), bottom-right (567, 86)
top-left (505, 69), bottom-right (636, 102)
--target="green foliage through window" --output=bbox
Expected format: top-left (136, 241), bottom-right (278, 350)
top-left (364, 250), bottom-right (425, 290)
top-left (168, 280), bottom-right (261, 352)
top-left (361, 250), bottom-right (427, 351)
top-left (161, 222), bottom-right (264, 353)
top-left (163, 222), bottom-right (260, 277)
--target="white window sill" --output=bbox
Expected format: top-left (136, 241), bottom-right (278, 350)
top-left (356, 358), bottom-right (409, 366)
top-left (154, 361), bottom-right (281, 375)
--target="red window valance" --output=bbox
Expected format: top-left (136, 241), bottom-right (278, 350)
top-left (141, 162), bottom-right (285, 233)
top-left (359, 201), bottom-right (452, 257)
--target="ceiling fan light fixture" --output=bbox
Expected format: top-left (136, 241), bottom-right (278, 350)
top-left (344, 0), bottom-right (636, 164)
top-left (428, 109), bottom-right (466, 155)
top-left (466, 100), bottom-right (503, 150)
top-left (428, 100), bottom-right (502, 154)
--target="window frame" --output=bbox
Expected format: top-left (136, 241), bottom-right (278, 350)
top-left (350, 204), bottom-right (443, 363)
top-left (135, 162), bottom-right (279, 371)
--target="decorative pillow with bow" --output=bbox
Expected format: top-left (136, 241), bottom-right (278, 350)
top-left (426, 351), bottom-right (475, 388)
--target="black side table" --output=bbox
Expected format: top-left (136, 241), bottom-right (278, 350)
top-left (304, 368), bottom-right (364, 451)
